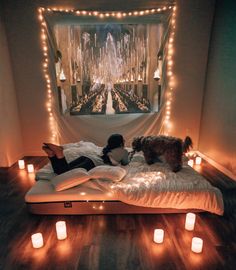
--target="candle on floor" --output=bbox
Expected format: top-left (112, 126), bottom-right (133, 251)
top-left (18, 160), bottom-right (25, 169)
top-left (195, 157), bottom-right (202, 165)
top-left (185, 213), bottom-right (196, 231)
top-left (27, 164), bottom-right (34, 173)
top-left (31, 233), bottom-right (44, 248)
top-left (187, 160), bottom-right (194, 167)
top-left (56, 221), bottom-right (67, 240)
top-left (153, 229), bottom-right (164, 243)
top-left (191, 237), bottom-right (203, 253)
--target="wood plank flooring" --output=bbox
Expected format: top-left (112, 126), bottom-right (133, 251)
top-left (1, 157), bottom-right (236, 270)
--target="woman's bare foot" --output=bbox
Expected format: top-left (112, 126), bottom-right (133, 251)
top-left (42, 146), bottom-right (55, 157)
top-left (44, 143), bottom-right (64, 158)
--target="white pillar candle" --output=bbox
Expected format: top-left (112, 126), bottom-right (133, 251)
top-left (56, 221), bottom-right (67, 240)
top-left (185, 213), bottom-right (196, 231)
top-left (153, 229), bottom-right (164, 243)
top-left (191, 237), bottom-right (203, 253)
top-left (27, 164), bottom-right (34, 173)
top-left (187, 160), bottom-right (194, 167)
top-left (18, 160), bottom-right (25, 169)
top-left (195, 157), bottom-right (202, 165)
top-left (31, 233), bottom-right (44, 248)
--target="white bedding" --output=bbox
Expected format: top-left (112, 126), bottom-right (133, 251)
top-left (28, 141), bottom-right (224, 215)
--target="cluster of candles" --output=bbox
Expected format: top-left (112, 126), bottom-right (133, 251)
top-left (153, 213), bottom-right (203, 253)
top-left (32, 215), bottom-right (203, 253)
top-left (187, 156), bottom-right (202, 167)
top-left (31, 221), bottom-right (67, 248)
top-left (18, 159), bottom-right (35, 173)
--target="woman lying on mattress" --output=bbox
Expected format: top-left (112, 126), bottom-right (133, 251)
top-left (42, 134), bottom-right (134, 175)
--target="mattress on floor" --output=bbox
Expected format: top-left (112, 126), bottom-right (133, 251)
top-left (25, 141), bottom-right (224, 215)
top-left (25, 178), bottom-right (116, 202)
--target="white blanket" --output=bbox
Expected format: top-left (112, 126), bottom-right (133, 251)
top-left (36, 142), bottom-right (224, 215)
top-left (110, 154), bottom-right (224, 215)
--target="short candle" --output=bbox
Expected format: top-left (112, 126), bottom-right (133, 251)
top-left (31, 233), bottom-right (44, 248)
top-left (187, 160), bottom-right (194, 167)
top-left (195, 157), bottom-right (202, 165)
top-left (191, 237), bottom-right (203, 253)
top-left (153, 229), bottom-right (164, 243)
top-left (27, 164), bottom-right (35, 173)
top-left (185, 213), bottom-right (196, 231)
top-left (18, 160), bottom-right (25, 169)
top-left (56, 221), bottom-right (67, 240)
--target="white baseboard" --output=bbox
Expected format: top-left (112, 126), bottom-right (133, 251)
top-left (196, 151), bottom-right (236, 181)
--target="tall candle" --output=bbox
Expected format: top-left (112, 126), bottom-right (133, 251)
top-left (31, 233), bottom-right (44, 249)
top-left (18, 160), bottom-right (25, 169)
top-left (191, 237), bottom-right (203, 253)
top-left (56, 221), bottom-right (67, 240)
top-left (27, 164), bottom-right (34, 173)
top-left (185, 213), bottom-right (196, 231)
top-left (153, 229), bottom-right (164, 243)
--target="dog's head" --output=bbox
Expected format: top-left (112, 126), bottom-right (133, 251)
top-left (132, 136), bottom-right (144, 152)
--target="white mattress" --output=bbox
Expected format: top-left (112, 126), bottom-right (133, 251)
top-left (25, 178), bottom-right (116, 202)
top-left (25, 142), bottom-right (224, 215)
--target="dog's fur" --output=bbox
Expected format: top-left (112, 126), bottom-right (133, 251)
top-left (132, 135), bottom-right (193, 172)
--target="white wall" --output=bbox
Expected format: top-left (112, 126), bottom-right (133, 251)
top-left (170, 0), bottom-right (215, 144)
top-left (0, 6), bottom-right (23, 167)
top-left (1, 0), bottom-right (215, 165)
top-left (199, 0), bottom-right (236, 179)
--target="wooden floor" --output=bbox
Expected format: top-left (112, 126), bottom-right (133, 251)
top-left (1, 157), bottom-right (236, 270)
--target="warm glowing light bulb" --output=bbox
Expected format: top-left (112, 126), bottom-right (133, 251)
top-left (38, 15), bottom-right (43, 21)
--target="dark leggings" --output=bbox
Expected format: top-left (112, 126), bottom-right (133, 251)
top-left (49, 156), bottom-right (95, 175)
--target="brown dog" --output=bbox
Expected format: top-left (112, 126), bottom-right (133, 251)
top-left (132, 135), bottom-right (193, 172)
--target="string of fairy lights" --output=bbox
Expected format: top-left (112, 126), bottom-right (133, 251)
top-left (37, 4), bottom-right (176, 141)
top-left (164, 5), bottom-right (176, 135)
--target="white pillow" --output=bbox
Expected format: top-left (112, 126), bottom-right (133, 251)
top-left (51, 168), bottom-right (90, 191)
top-left (89, 165), bottom-right (127, 182)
